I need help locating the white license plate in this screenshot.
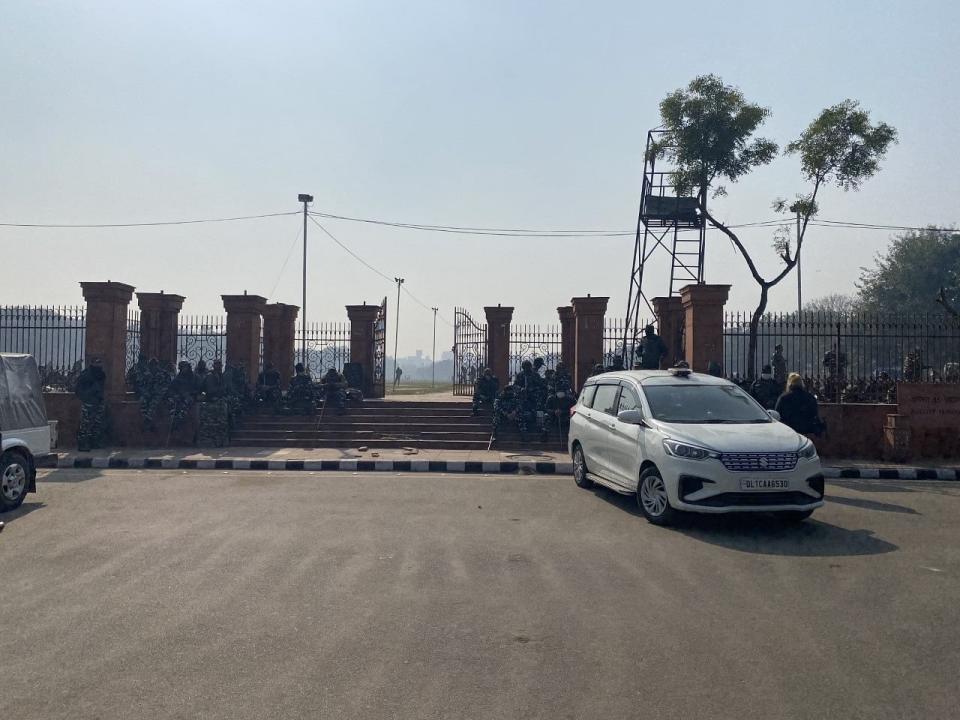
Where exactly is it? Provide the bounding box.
[739,478,790,490]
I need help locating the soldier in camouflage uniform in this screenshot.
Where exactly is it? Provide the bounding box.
[544,363,577,442]
[771,345,787,386]
[492,384,522,438]
[903,347,923,382]
[514,360,544,437]
[168,361,196,429]
[286,363,316,415]
[224,364,246,431]
[197,359,229,447]
[256,362,283,406]
[638,325,667,370]
[471,368,499,414]
[319,367,348,414]
[139,358,169,432]
[126,352,149,396]
[75,357,108,451]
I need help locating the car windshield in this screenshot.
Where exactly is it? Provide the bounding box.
[643,383,771,424]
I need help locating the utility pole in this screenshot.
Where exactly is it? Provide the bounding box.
[298,193,313,369]
[796,209,802,314]
[431,307,438,388]
[393,277,404,389]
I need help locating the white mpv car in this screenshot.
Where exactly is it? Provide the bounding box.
[568,367,824,525]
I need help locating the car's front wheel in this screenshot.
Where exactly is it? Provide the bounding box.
[572,444,593,489]
[0,451,30,512]
[637,466,678,526]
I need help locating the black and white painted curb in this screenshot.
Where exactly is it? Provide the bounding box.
[49,455,575,475]
[43,455,960,479]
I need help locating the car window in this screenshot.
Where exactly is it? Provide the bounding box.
[617,387,641,414]
[578,384,597,408]
[643,383,771,424]
[592,384,621,416]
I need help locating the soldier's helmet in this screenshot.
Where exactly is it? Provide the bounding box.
[521,360,533,371]
[90,357,103,367]
[503,384,515,394]
[483,367,493,377]
[533,357,544,369]
[592,363,604,374]
[295,363,305,374]
[644,324,655,334]
[556,362,566,372]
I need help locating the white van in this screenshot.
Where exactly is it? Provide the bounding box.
[0,354,51,511]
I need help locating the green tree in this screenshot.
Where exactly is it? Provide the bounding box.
[857,229,960,315]
[655,80,897,378]
[803,293,858,315]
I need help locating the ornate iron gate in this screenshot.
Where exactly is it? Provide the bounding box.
[372,296,387,398]
[509,323,561,376]
[453,307,487,396]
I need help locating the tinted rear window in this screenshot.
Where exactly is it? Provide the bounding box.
[579,384,597,408]
[593,385,621,416]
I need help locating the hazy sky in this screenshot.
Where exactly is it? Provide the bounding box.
[3,1,958,356]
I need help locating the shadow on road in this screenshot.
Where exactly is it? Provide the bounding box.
[36,469,105,483]
[0,500,46,527]
[827,495,919,515]
[591,486,898,557]
[677,515,898,557]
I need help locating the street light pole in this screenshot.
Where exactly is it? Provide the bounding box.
[796,209,802,314]
[298,193,313,370]
[393,277,404,389]
[431,307,438,388]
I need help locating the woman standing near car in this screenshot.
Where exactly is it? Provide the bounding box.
[775,373,823,436]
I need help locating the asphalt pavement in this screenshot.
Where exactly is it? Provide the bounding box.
[1,470,958,720]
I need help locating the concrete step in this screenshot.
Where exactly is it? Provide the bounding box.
[239,416,489,427]
[228,438,492,449]
[232,429,489,441]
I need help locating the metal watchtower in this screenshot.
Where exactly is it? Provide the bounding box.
[622,128,707,363]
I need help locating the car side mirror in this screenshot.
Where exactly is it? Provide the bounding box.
[767,409,781,422]
[617,409,647,426]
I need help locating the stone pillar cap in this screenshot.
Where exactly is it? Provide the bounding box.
[81,281,135,303]
[484,305,514,318]
[571,296,609,314]
[679,284,731,307]
[136,292,186,311]
[346,304,381,319]
[222,294,267,313]
[262,302,300,320]
[557,305,574,318]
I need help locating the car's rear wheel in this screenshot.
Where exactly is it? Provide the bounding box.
[572,444,593,489]
[637,466,678,526]
[779,509,815,522]
[0,451,30,513]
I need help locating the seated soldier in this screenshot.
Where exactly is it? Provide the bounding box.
[319,366,348,414]
[544,367,576,442]
[492,383,524,439]
[471,367,499,415]
[286,363,316,415]
[256,362,282,405]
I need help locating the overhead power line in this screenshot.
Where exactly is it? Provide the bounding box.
[307,214,453,327]
[0,210,299,228]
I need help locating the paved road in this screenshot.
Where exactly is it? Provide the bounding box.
[2,470,958,720]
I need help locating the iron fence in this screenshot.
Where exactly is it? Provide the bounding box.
[126,310,141,371]
[724,311,960,403]
[453,307,486,395]
[177,315,227,366]
[604,316,652,369]
[295,321,351,373]
[0,305,86,391]
[509,323,562,377]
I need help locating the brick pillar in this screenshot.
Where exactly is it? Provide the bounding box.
[558,305,575,369]
[262,303,299,387]
[346,303,381,397]
[652,295,684,368]
[484,305,514,385]
[680,284,730,374]
[222,293,266,386]
[136,292,185,367]
[571,295,609,391]
[80,281,135,397]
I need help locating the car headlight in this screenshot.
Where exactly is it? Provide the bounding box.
[798,439,818,459]
[662,439,720,461]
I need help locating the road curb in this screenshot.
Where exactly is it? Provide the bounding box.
[47,455,575,475]
[40,454,960,479]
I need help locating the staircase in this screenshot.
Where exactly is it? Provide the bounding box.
[231,400,567,451]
